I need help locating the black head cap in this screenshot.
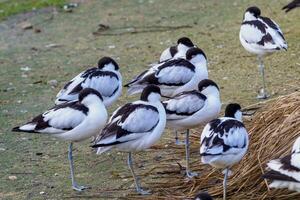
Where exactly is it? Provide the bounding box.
[97,57,119,70]
[186,47,207,60]
[177,37,194,47]
[194,192,213,200]
[198,79,219,92]
[246,6,261,17]
[140,85,161,101]
[225,103,242,118]
[79,88,103,102]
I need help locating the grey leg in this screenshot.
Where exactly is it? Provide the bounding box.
[68,143,88,192]
[185,129,198,178]
[175,130,184,145]
[127,152,151,195]
[223,168,229,200]
[257,56,269,99]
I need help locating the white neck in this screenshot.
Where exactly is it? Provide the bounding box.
[244,12,257,21]
[102,63,117,71]
[177,43,189,52]
[81,95,103,106]
[190,55,207,67]
[201,86,219,98]
[148,93,161,102]
[234,110,243,122]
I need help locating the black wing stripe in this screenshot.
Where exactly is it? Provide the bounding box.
[242,20,267,34]
[263,170,299,182]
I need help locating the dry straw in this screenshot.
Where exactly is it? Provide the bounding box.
[125,92,300,199]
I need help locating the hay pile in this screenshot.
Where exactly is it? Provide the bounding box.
[126,92,300,199]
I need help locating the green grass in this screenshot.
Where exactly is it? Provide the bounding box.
[0,0,299,199]
[0,0,66,21]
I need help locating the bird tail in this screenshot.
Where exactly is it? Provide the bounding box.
[126,85,145,96]
[11,123,37,133]
[96,146,113,154]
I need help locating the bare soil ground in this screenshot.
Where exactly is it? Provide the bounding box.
[0,0,299,199]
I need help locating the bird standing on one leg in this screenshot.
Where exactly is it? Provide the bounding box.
[164,79,221,178]
[239,6,287,99]
[200,103,249,200]
[12,88,108,191]
[92,85,166,195]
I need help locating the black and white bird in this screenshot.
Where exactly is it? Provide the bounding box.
[194,192,213,200]
[262,136,300,192]
[12,88,108,191]
[163,79,221,178]
[200,103,249,200]
[160,37,195,62]
[55,57,122,107]
[239,6,287,99]
[91,85,166,195]
[282,0,300,12]
[125,47,208,97]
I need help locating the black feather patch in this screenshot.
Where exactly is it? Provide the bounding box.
[257,33,275,46]
[139,58,195,86]
[259,16,285,40]
[165,91,206,115]
[209,119,245,136]
[53,101,89,115]
[124,69,148,87]
[242,20,267,34]
[280,154,300,172]
[262,170,299,182]
[169,46,178,57]
[98,104,158,141]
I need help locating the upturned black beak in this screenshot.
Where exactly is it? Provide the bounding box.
[241,107,260,116]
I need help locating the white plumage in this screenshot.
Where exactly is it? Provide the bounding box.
[263,136,300,192]
[92,85,166,195]
[200,103,249,200]
[125,47,208,97]
[239,6,287,99]
[164,79,221,178]
[12,88,108,191]
[56,57,122,107]
[200,117,248,168]
[159,37,195,62]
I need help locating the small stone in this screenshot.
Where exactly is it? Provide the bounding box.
[34,28,41,33]
[0,148,5,151]
[19,22,33,30]
[17,100,22,104]
[108,45,115,49]
[20,66,31,71]
[40,191,45,195]
[45,44,62,48]
[8,176,17,180]
[48,80,58,87]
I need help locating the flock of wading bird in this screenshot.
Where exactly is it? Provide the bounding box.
[12,4,300,200]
